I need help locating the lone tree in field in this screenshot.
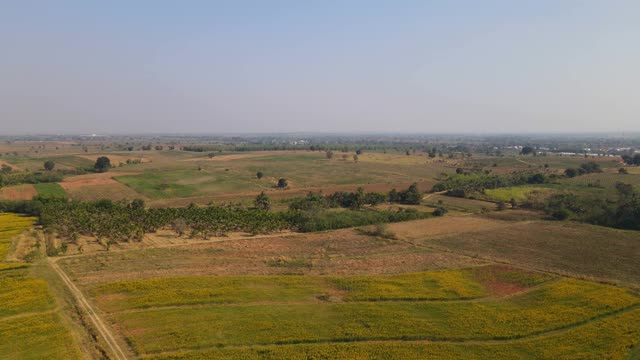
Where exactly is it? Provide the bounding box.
[256,171,264,179]
[325,150,334,159]
[44,160,55,171]
[171,218,188,237]
[277,178,288,188]
[254,191,271,210]
[94,156,111,173]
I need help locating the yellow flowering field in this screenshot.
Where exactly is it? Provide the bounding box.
[0,213,36,260]
[91,265,553,312]
[0,213,82,359]
[105,277,638,355]
[0,312,81,360]
[144,307,640,360]
[0,268,55,317]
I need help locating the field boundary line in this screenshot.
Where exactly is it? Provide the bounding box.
[48,258,129,360]
[0,309,56,323]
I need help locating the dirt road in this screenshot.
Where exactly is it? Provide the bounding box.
[48,258,129,360]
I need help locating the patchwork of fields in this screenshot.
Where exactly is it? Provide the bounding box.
[49,212,640,359]
[1,146,640,359]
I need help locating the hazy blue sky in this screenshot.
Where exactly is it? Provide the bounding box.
[1,1,638,134]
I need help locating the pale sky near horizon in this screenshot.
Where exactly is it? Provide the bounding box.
[1,1,639,135]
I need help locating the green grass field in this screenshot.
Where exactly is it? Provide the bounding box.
[113,151,451,200]
[33,183,67,198]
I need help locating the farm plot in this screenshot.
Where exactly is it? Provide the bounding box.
[431,220,640,286]
[144,308,640,359]
[483,186,553,203]
[90,266,550,312]
[0,214,82,359]
[57,226,489,285]
[0,213,37,260]
[59,172,147,201]
[84,268,638,358]
[559,172,640,189]
[0,184,38,200]
[34,183,67,198]
[116,151,451,202]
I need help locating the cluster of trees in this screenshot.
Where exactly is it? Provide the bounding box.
[622,154,640,166]
[564,161,602,178]
[432,172,548,197]
[533,182,640,230]
[0,171,63,187]
[293,208,429,232]
[2,192,432,247]
[38,199,290,245]
[288,184,422,211]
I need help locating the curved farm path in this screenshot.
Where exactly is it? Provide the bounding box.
[48,258,130,360]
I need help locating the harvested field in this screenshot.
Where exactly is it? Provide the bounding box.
[0,184,37,200]
[58,226,488,286]
[387,215,512,241]
[431,220,640,287]
[60,172,141,189]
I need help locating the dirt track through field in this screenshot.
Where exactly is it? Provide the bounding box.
[49,258,129,360]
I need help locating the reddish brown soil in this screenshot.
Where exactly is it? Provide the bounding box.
[59,172,141,190]
[0,184,38,200]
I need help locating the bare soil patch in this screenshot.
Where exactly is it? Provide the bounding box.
[0,184,38,200]
[432,221,640,287]
[60,172,141,190]
[59,227,487,286]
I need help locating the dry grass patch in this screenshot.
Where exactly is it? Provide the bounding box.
[432,221,640,287]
